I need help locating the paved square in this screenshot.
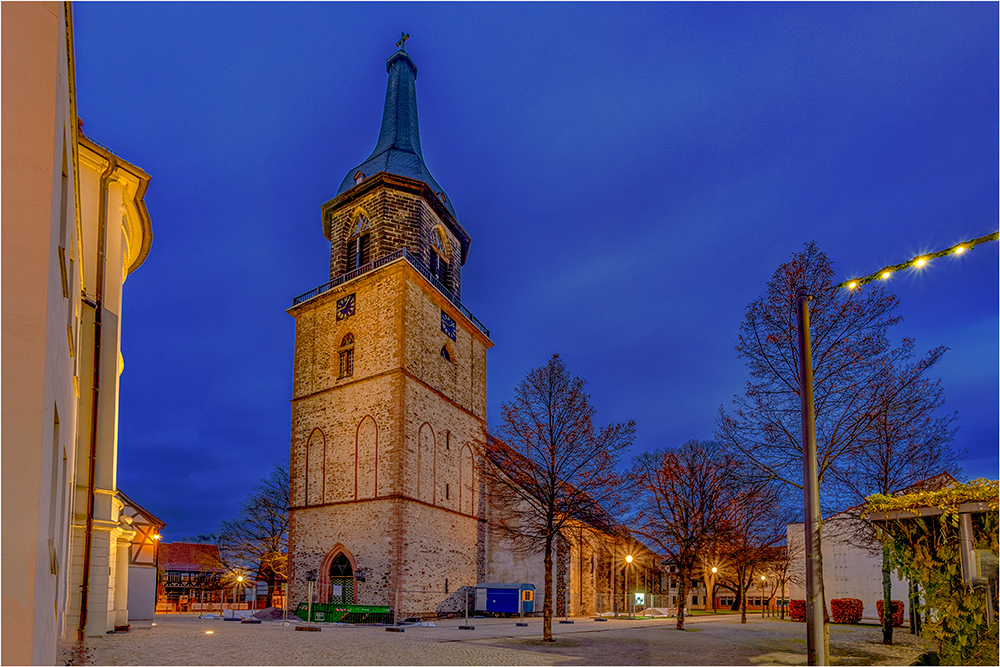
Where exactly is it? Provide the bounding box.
[59,613,931,665]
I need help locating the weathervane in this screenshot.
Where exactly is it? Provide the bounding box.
[396,32,410,51]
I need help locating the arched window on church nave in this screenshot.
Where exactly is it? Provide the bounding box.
[346,215,371,271]
[338,333,355,379]
[428,226,449,288]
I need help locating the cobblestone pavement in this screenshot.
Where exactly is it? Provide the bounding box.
[57,613,931,666]
[471,615,932,665]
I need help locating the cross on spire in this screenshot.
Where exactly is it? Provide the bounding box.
[396,32,410,51]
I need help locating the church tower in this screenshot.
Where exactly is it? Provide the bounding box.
[287,36,492,615]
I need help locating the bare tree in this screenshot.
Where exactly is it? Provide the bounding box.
[717,242,907,500]
[716,475,787,624]
[483,354,634,642]
[765,540,804,620]
[628,440,736,630]
[827,343,960,644]
[716,243,910,635]
[215,465,290,607]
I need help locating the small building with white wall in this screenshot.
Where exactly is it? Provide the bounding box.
[119,490,165,622]
[787,517,909,622]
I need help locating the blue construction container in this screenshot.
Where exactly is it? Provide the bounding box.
[475,583,535,614]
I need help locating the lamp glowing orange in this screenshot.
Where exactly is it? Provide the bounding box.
[881,271,891,280]
[847,281,857,290]
[915,258,926,267]
[955,246,966,254]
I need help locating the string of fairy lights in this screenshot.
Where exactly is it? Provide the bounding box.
[837,231,999,290]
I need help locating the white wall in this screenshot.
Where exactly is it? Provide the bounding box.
[127,567,158,621]
[787,520,909,622]
[1,3,81,663]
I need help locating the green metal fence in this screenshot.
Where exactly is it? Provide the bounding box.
[294,602,393,624]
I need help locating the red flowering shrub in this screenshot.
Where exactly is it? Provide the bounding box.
[876,599,904,627]
[830,598,864,624]
[788,599,829,622]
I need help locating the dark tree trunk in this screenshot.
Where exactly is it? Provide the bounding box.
[676,565,688,630]
[738,567,748,624]
[264,570,275,608]
[779,578,786,620]
[543,535,554,641]
[740,581,747,624]
[882,544,893,645]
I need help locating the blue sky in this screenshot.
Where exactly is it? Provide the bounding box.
[72,2,998,540]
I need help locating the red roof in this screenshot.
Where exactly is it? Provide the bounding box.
[159,542,223,572]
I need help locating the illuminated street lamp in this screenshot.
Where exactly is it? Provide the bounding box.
[626,555,633,619]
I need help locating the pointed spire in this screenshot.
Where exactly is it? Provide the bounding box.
[337,36,456,218]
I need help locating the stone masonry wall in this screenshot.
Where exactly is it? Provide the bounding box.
[288,255,487,616]
[402,277,489,419]
[324,183,463,298]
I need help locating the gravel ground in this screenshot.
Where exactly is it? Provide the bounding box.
[472,615,932,665]
[57,613,931,666]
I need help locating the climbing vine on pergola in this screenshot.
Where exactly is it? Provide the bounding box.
[864,480,999,666]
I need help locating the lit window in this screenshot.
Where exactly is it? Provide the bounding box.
[346,216,371,271]
[338,333,355,378]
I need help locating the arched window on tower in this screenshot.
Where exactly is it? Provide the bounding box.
[346,215,371,271]
[338,333,355,379]
[429,227,449,288]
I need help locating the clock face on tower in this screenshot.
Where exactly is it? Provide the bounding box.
[337,293,356,321]
[440,310,457,341]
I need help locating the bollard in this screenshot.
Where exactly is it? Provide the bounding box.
[459,591,475,630]
[386,589,404,632]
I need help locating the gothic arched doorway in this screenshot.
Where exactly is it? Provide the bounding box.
[319,546,356,604]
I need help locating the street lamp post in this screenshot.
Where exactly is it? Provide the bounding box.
[235,575,244,618]
[626,555,633,619]
[796,286,827,665]
[760,575,767,618]
[711,567,718,613]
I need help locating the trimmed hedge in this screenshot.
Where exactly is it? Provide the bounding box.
[876,599,905,628]
[830,598,864,624]
[788,599,829,623]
